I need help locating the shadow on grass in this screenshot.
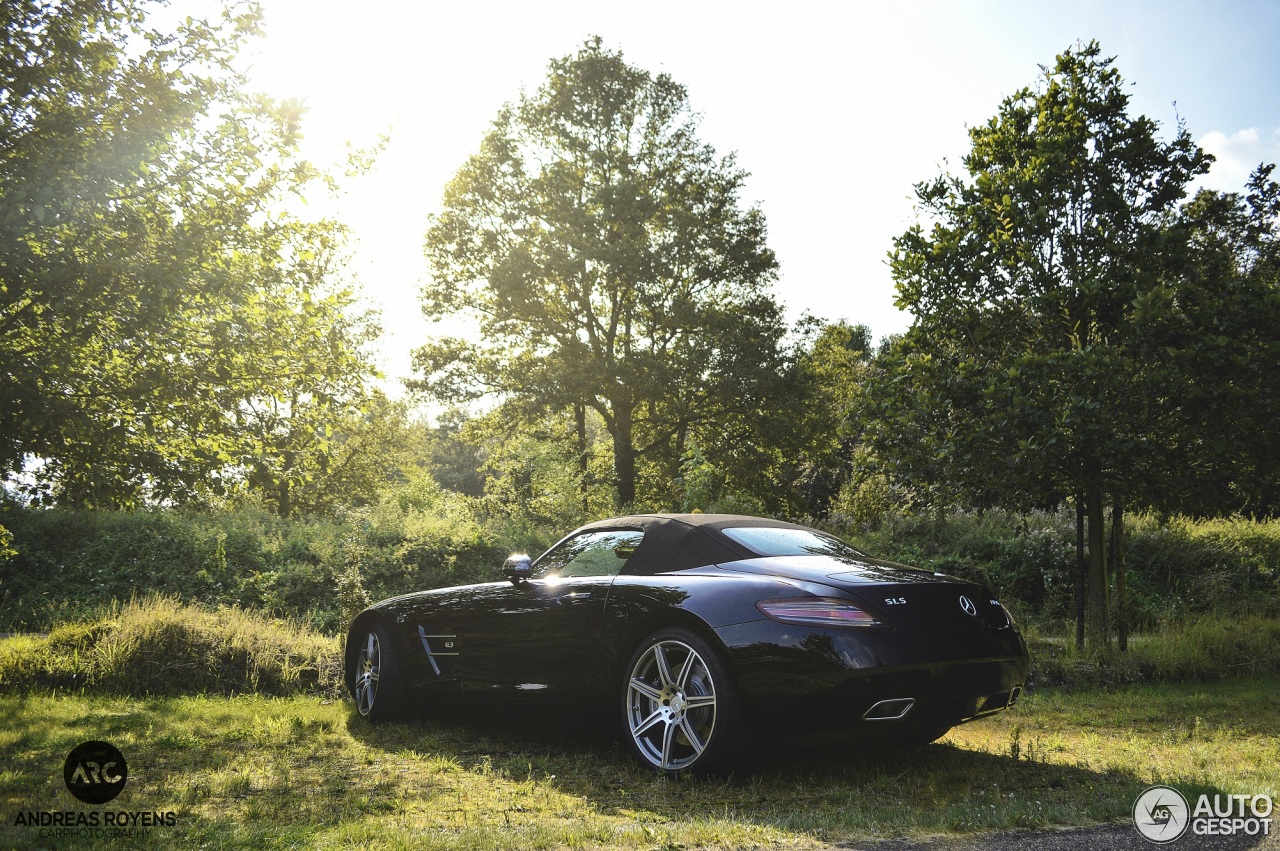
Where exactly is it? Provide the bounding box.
[341,693,1235,837]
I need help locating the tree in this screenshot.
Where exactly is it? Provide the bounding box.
[1151,166,1280,518]
[0,0,384,512]
[771,319,877,517]
[874,42,1215,648]
[413,37,784,507]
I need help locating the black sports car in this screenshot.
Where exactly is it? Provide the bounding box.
[345,513,1028,774]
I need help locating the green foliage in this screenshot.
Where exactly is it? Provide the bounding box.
[0,0,385,513]
[870,40,1280,648]
[415,37,788,507]
[1123,515,1280,614]
[0,521,14,562]
[1,506,240,627]
[334,511,373,626]
[0,595,340,696]
[878,41,1212,515]
[773,319,888,517]
[359,471,508,595]
[1152,166,1280,515]
[410,408,489,498]
[461,404,614,528]
[830,471,899,530]
[0,493,522,633]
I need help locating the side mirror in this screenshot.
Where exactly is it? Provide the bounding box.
[502,554,532,584]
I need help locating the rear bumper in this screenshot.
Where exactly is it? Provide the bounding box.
[715,618,1028,733]
[746,656,1027,734]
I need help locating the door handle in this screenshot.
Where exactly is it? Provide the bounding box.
[556,592,593,605]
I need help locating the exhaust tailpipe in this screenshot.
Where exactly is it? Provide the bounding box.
[863,697,915,721]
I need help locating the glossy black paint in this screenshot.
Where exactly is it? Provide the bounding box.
[345,513,1029,738]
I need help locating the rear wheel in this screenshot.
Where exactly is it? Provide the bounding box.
[621,627,742,775]
[351,621,404,721]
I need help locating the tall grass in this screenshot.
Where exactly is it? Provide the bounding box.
[0,595,341,697]
[1025,616,1280,686]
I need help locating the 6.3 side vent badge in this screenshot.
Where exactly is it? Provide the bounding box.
[418,625,458,676]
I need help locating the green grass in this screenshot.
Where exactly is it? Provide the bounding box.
[2,678,1277,849]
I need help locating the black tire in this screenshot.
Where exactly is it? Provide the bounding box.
[349,620,405,721]
[620,627,744,776]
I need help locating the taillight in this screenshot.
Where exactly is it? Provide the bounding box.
[756,598,888,629]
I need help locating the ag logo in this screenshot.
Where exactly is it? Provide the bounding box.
[63,740,127,804]
[1134,784,1189,843]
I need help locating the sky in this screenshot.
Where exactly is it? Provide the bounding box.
[232,0,1280,391]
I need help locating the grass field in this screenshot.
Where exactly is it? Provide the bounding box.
[2,678,1277,849]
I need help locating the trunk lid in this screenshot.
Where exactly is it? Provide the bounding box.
[718,554,1010,630]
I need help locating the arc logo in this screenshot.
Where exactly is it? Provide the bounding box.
[63,740,128,804]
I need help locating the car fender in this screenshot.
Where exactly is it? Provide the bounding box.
[598,569,840,693]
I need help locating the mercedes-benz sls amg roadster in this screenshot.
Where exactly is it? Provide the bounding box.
[345,513,1028,774]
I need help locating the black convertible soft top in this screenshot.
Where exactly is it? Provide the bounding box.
[573,513,813,575]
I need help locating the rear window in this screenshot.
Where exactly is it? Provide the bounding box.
[721,526,868,559]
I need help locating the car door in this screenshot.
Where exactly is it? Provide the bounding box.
[459,528,644,697]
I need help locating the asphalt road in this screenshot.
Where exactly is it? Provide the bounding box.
[839,823,1279,850]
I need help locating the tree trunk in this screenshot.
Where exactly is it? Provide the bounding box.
[277,475,291,518]
[277,446,295,518]
[574,403,589,514]
[1086,486,1110,649]
[1075,491,1086,651]
[612,404,637,507]
[1111,496,1128,652]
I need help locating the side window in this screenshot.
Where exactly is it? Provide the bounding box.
[535,530,644,579]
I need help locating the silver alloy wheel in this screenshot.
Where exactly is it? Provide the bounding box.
[625,639,717,771]
[355,629,380,716]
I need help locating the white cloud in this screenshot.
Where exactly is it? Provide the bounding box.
[1197,127,1280,192]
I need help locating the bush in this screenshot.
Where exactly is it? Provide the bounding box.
[0,505,349,631]
[0,596,341,697]
[0,488,528,632]
[4,496,1277,640]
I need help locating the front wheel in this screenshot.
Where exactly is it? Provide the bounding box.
[621,627,743,775]
[350,620,404,721]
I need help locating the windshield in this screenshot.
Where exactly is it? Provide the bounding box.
[533,529,643,578]
[721,526,869,560]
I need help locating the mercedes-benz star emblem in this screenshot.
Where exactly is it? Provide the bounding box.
[959,595,977,617]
